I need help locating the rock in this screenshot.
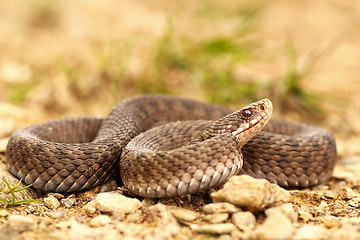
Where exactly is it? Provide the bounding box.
[203,202,239,214]
[190,223,236,234]
[89,215,112,227]
[169,206,200,222]
[298,210,313,222]
[95,192,142,214]
[43,211,66,219]
[142,198,158,207]
[265,203,298,222]
[293,225,329,240]
[6,214,38,231]
[0,209,9,217]
[251,211,294,240]
[149,204,179,227]
[231,211,256,229]
[99,178,118,192]
[43,195,61,210]
[332,225,360,239]
[83,200,97,214]
[203,213,229,223]
[49,193,65,199]
[339,187,357,199]
[61,195,76,208]
[317,215,342,228]
[317,201,328,214]
[211,175,290,212]
[147,204,183,238]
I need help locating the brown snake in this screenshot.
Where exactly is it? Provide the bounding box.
[6,95,337,198]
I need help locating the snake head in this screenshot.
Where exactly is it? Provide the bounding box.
[194,99,273,146]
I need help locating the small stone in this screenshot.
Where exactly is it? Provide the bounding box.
[48,193,65,199]
[298,210,313,222]
[43,211,66,219]
[142,198,158,207]
[7,214,38,231]
[323,191,335,199]
[251,211,294,240]
[318,215,342,228]
[203,202,238,214]
[148,204,181,237]
[61,196,76,208]
[95,193,142,214]
[293,225,329,240]
[191,223,236,234]
[339,187,357,199]
[89,215,112,227]
[0,209,9,217]
[204,213,229,223]
[43,195,61,210]
[99,178,118,192]
[231,212,256,229]
[83,200,97,214]
[317,201,328,213]
[265,203,297,222]
[211,175,290,212]
[169,206,200,222]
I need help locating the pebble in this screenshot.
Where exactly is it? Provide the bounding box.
[339,187,357,199]
[293,225,329,240]
[298,210,313,222]
[203,213,229,223]
[142,198,158,207]
[89,215,112,227]
[95,192,142,214]
[49,193,65,199]
[190,223,236,234]
[99,178,118,192]
[231,211,256,229]
[169,206,200,222]
[211,175,290,211]
[43,211,66,219]
[203,202,239,214]
[6,214,38,231]
[265,203,298,222]
[149,204,179,227]
[61,195,76,208]
[83,200,97,214]
[251,211,294,240]
[0,209,9,217]
[43,195,61,210]
[148,204,182,238]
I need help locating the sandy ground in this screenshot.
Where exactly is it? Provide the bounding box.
[0,0,360,239]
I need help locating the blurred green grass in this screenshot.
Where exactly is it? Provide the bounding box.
[0,0,329,120]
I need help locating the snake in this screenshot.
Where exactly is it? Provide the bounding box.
[5,95,337,198]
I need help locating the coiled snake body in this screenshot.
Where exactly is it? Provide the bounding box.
[6,95,337,198]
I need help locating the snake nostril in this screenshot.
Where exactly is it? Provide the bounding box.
[259,105,265,111]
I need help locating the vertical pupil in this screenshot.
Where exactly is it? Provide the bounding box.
[243,110,252,117]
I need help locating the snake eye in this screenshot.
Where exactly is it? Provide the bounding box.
[242,109,252,118]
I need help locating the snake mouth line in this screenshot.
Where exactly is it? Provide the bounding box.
[231,106,272,138]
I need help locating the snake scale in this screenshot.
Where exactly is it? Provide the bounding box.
[6,95,337,198]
